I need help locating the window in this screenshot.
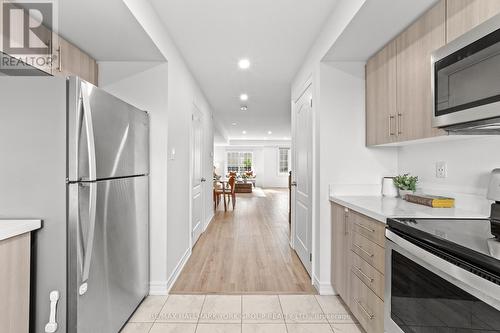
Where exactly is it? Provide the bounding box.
[279,148,290,174]
[227,152,253,174]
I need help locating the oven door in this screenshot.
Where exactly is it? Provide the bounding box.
[385,230,500,333]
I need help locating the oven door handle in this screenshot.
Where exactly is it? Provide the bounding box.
[386,229,500,310]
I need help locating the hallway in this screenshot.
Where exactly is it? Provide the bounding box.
[171,188,315,294]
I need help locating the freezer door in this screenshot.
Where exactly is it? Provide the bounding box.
[68,77,149,182]
[67,176,149,333]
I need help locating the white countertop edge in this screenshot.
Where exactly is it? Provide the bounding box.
[329,196,388,223]
[329,195,490,224]
[0,219,42,241]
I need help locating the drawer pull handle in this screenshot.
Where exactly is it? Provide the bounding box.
[353,243,374,258]
[353,266,374,282]
[354,298,375,320]
[353,222,375,233]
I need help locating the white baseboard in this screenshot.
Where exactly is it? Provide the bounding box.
[204,213,215,231]
[149,281,169,295]
[313,274,337,295]
[166,247,192,292]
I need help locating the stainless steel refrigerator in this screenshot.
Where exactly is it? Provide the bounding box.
[0,76,149,332]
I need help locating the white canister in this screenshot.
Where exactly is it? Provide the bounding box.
[382,177,398,197]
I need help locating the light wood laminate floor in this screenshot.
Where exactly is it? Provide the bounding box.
[170,188,315,294]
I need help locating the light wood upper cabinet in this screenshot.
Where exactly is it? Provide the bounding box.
[366,40,397,146]
[396,0,446,142]
[447,0,500,42]
[52,35,98,85]
[331,203,350,303]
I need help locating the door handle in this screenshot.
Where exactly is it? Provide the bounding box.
[353,243,374,258]
[353,298,375,320]
[291,181,297,187]
[388,115,396,136]
[78,182,97,296]
[44,291,59,333]
[80,83,96,181]
[57,45,62,72]
[201,177,206,182]
[397,113,402,136]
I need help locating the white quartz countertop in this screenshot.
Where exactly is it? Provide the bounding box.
[329,195,490,223]
[0,219,41,241]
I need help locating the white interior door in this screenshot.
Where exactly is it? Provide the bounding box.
[191,108,204,248]
[292,85,313,275]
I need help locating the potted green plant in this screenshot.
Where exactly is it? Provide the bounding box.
[393,173,418,199]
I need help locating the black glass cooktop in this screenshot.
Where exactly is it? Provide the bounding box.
[387,218,500,279]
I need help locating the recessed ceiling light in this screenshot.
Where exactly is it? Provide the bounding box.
[238,58,250,69]
[242,130,247,134]
[232,122,237,126]
[240,106,248,111]
[240,94,248,101]
[267,131,272,135]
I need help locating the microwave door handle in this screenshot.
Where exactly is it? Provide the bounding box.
[79,182,97,296]
[81,83,96,181]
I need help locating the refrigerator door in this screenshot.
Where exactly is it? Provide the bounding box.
[67,176,149,333]
[68,77,149,182]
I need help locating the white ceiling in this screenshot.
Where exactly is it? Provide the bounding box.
[55,0,164,61]
[323,0,438,61]
[149,0,339,141]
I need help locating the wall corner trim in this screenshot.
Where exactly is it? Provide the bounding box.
[313,275,337,296]
[166,247,192,292]
[149,281,169,295]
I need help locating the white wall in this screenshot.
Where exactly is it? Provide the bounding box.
[398,136,500,213]
[291,0,369,294]
[214,144,291,188]
[123,0,215,294]
[99,62,169,293]
[312,61,398,294]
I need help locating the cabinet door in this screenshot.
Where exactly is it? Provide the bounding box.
[52,36,98,86]
[331,203,348,302]
[447,0,500,42]
[366,40,397,146]
[396,0,446,142]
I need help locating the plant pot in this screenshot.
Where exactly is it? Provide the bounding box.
[398,189,414,199]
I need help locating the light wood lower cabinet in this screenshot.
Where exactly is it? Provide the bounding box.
[350,272,385,333]
[331,203,350,304]
[0,233,31,333]
[331,203,386,333]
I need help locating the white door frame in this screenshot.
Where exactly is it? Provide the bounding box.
[290,77,314,277]
[189,103,205,248]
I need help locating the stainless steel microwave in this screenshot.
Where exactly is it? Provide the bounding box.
[432,14,500,133]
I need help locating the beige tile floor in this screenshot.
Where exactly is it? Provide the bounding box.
[122,295,363,333]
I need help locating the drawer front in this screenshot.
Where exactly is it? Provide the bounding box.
[350,251,385,300]
[351,232,385,274]
[350,273,384,333]
[350,211,386,248]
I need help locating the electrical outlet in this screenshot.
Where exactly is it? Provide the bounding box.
[436,161,447,178]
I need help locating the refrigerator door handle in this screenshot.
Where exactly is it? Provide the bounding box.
[81,83,97,181]
[79,182,97,296]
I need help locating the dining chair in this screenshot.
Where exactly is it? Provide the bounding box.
[214,176,236,211]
